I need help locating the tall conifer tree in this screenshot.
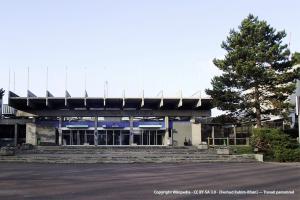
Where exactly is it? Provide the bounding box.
[206,14,300,127]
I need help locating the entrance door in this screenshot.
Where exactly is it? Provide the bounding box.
[86,130,94,145]
[107,130,113,145]
[142,130,148,145]
[133,133,141,145]
[139,129,165,145]
[113,130,121,145]
[150,130,156,145]
[79,130,85,145]
[62,130,70,145]
[157,130,164,145]
[121,130,130,145]
[71,130,78,145]
[98,130,106,145]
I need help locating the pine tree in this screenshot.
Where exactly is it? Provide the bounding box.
[206,14,300,127]
[292,52,300,65]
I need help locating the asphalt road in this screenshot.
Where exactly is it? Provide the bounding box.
[0,162,299,200]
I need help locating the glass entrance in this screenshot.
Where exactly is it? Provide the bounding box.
[97,130,130,145]
[98,130,106,145]
[86,130,94,145]
[134,130,165,145]
[79,130,85,145]
[62,129,164,146]
[121,130,130,145]
[71,130,78,145]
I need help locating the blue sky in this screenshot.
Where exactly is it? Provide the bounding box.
[0,0,299,115]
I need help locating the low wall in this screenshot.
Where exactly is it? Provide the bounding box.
[26,123,56,145]
[191,123,201,146]
[172,122,192,146]
[26,123,37,145]
[36,126,56,144]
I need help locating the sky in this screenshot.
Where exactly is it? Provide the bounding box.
[0,0,299,115]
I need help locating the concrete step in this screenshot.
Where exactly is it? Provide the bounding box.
[1,146,258,163]
[28,151,212,155]
[22,148,214,155]
[0,153,257,163]
[0,158,256,163]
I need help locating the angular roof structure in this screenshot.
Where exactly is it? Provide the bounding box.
[8,90,213,117]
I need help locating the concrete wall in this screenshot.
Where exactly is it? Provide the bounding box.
[172,122,192,146]
[26,123,56,145]
[103,117,122,122]
[16,110,36,117]
[26,123,37,145]
[191,123,201,145]
[36,126,56,143]
[163,116,169,145]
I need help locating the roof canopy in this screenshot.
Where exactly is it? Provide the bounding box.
[8,90,213,117]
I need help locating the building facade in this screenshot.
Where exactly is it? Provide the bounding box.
[0,90,213,147]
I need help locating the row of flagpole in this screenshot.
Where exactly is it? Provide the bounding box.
[8,66,94,96]
[8,68,15,92]
[7,66,196,98]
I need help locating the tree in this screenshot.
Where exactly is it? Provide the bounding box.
[292,52,300,65]
[206,14,300,128]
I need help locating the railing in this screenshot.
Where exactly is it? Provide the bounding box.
[1,104,16,116]
[207,137,250,146]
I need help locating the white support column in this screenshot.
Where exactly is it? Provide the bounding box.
[199,123,202,143]
[164,116,169,146]
[191,120,201,146]
[129,116,134,145]
[58,117,63,145]
[94,117,98,146]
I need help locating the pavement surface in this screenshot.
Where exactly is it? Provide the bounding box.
[0,162,299,200]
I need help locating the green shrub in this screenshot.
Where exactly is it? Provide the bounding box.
[273,148,300,162]
[231,146,253,154]
[250,128,300,162]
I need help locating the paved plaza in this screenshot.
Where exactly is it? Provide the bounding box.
[0,162,299,200]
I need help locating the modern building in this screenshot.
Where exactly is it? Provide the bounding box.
[0,90,213,147]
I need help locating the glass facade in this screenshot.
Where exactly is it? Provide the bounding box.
[62,129,164,146]
[134,130,164,145]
